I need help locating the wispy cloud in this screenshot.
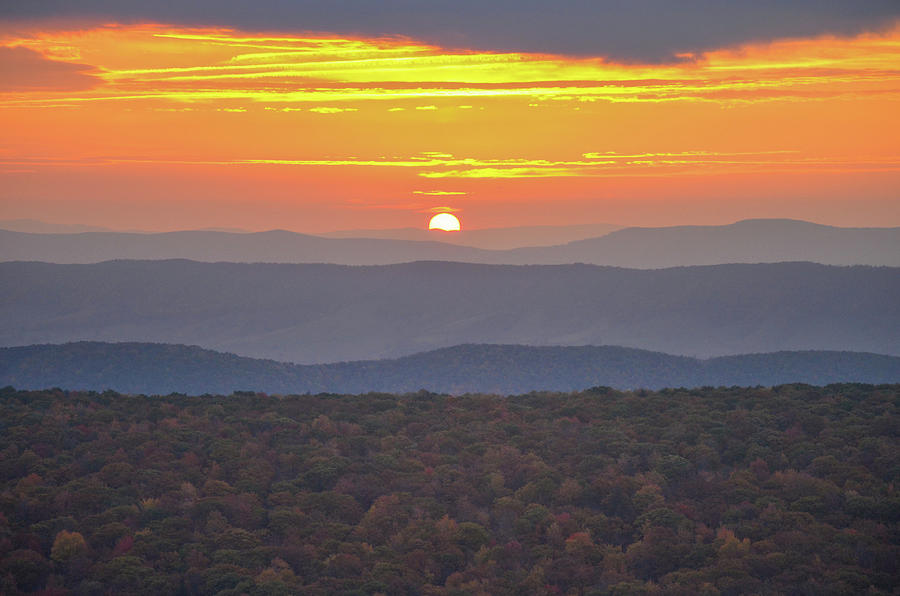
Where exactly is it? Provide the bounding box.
[2,24,899,108]
[309,106,358,113]
[5,151,898,179]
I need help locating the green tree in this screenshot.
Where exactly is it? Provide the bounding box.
[50,530,87,563]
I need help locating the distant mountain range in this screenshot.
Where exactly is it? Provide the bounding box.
[2,260,896,362]
[0,218,250,235]
[506,219,900,268]
[0,218,119,234]
[0,228,489,266]
[0,220,620,250]
[2,342,897,395]
[320,222,622,249]
[1,219,897,267]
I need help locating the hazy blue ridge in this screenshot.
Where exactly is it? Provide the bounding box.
[1,219,898,267]
[1,342,898,395]
[1,260,897,362]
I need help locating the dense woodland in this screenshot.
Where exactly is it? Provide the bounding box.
[0,384,897,595]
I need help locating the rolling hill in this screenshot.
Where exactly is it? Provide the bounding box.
[1,260,897,363]
[2,342,898,395]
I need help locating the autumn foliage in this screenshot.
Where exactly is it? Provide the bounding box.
[0,384,897,594]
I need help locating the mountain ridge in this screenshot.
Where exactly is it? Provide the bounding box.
[2,341,898,395]
[506,218,900,267]
[1,218,897,267]
[319,222,622,249]
[2,260,897,363]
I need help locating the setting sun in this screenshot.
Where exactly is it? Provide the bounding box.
[428,213,462,231]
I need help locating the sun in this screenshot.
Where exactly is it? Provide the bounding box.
[428,213,461,231]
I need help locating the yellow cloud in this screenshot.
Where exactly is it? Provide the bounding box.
[3,23,898,110]
[309,106,358,113]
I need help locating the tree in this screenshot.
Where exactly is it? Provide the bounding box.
[50,530,87,563]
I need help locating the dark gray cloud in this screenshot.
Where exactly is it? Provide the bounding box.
[2,1,898,61]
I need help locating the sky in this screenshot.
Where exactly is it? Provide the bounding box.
[1,2,899,232]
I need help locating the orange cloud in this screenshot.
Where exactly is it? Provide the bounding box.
[2,24,899,107]
[8,150,897,182]
[0,46,100,91]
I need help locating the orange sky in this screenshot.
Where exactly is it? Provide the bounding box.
[1,22,898,231]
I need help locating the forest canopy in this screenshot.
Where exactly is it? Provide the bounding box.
[0,384,897,595]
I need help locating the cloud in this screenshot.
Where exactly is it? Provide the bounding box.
[0,46,100,91]
[12,150,897,180]
[1,1,897,62]
[309,106,358,114]
[4,23,897,112]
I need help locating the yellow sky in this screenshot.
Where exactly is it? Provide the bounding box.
[1,23,898,230]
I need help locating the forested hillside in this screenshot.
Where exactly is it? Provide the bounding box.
[2,342,899,395]
[0,385,897,594]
